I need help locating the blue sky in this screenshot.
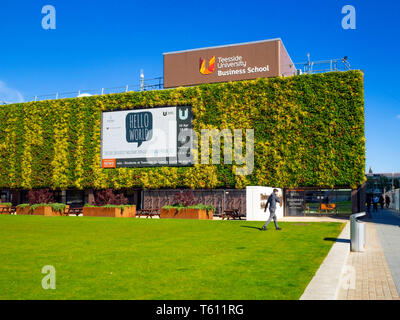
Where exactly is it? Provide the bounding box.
[0,0,399,173]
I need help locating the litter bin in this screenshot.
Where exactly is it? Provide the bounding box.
[350,212,366,252]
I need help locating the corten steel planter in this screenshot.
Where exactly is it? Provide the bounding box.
[160,208,213,220]
[16,206,31,215]
[16,205,69,216]
[31,205,69,216]
[31,206,53,216]
[82,206,136,218]
[47,205,69,216]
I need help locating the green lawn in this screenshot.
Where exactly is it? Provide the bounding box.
[0,215,344,300]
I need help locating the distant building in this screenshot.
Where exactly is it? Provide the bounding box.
[365,172,400,195]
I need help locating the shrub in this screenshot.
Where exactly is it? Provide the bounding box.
[187,204,215,212]
[16,203,30,208]
[84,203,135,212]
[172,190,196,207]
[0,202,12,207]
[27,189,54,205]
[94,189,128,206]
[49,203,67,213]
[162,203,215,216]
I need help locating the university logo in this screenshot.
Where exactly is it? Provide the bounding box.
[179,108,188,120]
[199,56,215,75]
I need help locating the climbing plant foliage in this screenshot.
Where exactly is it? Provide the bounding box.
[0,71,365,190]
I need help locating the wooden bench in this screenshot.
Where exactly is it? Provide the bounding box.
[222,209,245,220]
[136,208,160,218]
[0,206,12,214]
[0,206,16,214]
[67,207,83,216]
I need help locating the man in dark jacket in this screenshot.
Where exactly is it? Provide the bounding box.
[385,195,391,209]
[261,189,282,231]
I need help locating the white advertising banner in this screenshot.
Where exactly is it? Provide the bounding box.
[101,106,193,168]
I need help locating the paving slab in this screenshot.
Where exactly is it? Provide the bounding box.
[337,219,400,300]
[371,209,400,296]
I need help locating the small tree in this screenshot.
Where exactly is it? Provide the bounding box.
[172,190,196,207]
[27,189,54,205]
[94,189,128,206]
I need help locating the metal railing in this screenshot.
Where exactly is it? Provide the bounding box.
[294,57,351,75]
[31,76,163,102]
[1,57,353,105]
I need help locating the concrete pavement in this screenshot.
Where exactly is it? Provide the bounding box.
[337,220,399,300]
[301,222,350,300]
[371,208,400,296]
[300,209,400,300]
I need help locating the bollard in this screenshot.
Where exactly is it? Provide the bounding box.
[350,212,366,252]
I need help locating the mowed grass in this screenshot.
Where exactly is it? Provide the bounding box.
[0,215,344,300]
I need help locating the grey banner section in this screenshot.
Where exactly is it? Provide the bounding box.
[116,157,192,167]
[176,105,194,166]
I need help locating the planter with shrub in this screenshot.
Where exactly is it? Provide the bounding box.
[0,202,12,208]
[161,205,214,220]
[160,191,214,220]
[16,203,68,216]
[16,189,67,216]
[83,205,136,218]
[30,203,68,216]
[16,204,30,215]
[82,189,136,218]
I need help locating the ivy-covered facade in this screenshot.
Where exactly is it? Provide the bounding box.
[0,70,365,214]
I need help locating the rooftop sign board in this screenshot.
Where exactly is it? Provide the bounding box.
[163,38,296,88]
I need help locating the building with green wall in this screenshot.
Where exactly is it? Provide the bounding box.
[0,70,365,216]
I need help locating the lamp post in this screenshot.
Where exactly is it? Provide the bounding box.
[140,69,144,92]
[392,171,394,191]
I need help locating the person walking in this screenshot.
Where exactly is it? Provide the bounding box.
[261,189,282,231]
[373,195,379,213]
[379,195,385,210]
[385,195,391,209]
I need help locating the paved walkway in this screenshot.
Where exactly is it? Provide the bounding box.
[281,216,349,223]
[371,209,400,296]
[337,216,400,300]
[301,222,350,300]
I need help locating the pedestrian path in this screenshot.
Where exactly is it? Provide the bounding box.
[337,218,399,300]
[300,222,350,300]
[371,209,400,296]
[281,216,349,223]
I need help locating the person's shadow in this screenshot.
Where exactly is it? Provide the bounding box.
[240,226,263,231]
[324,237,350,243]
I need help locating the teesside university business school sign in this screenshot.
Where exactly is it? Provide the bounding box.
[163,38,296,88]
[101,39,295,169]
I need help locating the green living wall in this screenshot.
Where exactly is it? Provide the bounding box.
[0,71,365,190]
